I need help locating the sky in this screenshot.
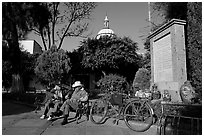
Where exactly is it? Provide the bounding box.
[27,2,149,53]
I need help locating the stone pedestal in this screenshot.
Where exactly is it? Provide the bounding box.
[148,19,187,102]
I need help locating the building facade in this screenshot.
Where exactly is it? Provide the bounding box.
[19,40,43,54]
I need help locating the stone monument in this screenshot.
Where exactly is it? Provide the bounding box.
[148,19,187,102]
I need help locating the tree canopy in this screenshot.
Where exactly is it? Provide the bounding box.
[186,3,202,94]
[150,2,187,32]
[97,74,128,94]
[32,2,97,50]
[2,3,50,93]
[79,36,142,82]
[133,68,151,91]
[2,41,40,91]
[35,45,71,86]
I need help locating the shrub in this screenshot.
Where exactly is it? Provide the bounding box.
[133,68,151,91]
[35,45,71,86]
[97,74,128,94]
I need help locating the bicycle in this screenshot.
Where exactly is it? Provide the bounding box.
[90,92,154,132]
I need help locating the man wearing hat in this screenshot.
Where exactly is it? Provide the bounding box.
[57,81,88,125]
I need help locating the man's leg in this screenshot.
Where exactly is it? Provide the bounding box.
[52,101,61,114]
[47,101,62,120]
[40,101,51,119]
[55,101,63,116]
[59,99,68,112]
[61,100,71,125]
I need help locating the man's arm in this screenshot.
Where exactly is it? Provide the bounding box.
[79,91,88,101]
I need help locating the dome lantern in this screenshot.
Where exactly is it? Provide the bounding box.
[96,14,115,39]
[104,15,109,28]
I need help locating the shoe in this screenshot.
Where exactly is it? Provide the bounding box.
[52,110,63,117]
[86,115,89,121]
[40,115,46,119]
[47,116,53,121]
[74,112,79,118]
[61,119,68,125]
[61,115,68,125]
[77,114,82,120]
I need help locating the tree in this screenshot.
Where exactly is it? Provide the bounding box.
[2,40,39,91]
[2,58,12,90]
[150,2,187,32]
[80,36,142,82]
[152,2,187,20]
[186,3,202,95]
[2,3,50,93]
[2,42,11,89]
[66,49,84,74]
[141,52,151,71]
[97,74,128,94]
[35,45,71,86]
[31,2,97,50]
[20,51,40,90]
[140,38,151,71]
[133,68,151,91]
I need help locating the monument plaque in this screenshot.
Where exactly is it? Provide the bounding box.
[149,19,187,102]
[153,33,173,82]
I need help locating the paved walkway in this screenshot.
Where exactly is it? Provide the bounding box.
[2,100,158,135]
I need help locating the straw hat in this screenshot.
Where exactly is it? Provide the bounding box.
[72,81,83,88]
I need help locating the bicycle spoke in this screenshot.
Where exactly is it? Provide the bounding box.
[90,99,107,124]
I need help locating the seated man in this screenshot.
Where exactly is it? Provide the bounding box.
[56,81,88,125]
[40,82,63,120]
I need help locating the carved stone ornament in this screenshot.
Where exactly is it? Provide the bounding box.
[180,81,195,104]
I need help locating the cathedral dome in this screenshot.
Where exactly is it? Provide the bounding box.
[96,15,115,39]
[96,28,114,39]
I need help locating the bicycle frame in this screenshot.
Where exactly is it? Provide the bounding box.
[90,92,155,132]
[105,93,154,123]
[133,99,154,116]
[103,92,154,118]
[106,100,124,119]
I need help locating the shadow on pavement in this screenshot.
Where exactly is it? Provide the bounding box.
[2,100,34,116]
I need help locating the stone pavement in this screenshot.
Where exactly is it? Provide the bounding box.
[2,101,159,135]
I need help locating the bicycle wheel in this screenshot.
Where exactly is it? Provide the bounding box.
[123,100,153,132]
[90,99,108,124]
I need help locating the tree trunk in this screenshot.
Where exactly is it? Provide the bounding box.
[10,74,24,93]
[4,3,25,94]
